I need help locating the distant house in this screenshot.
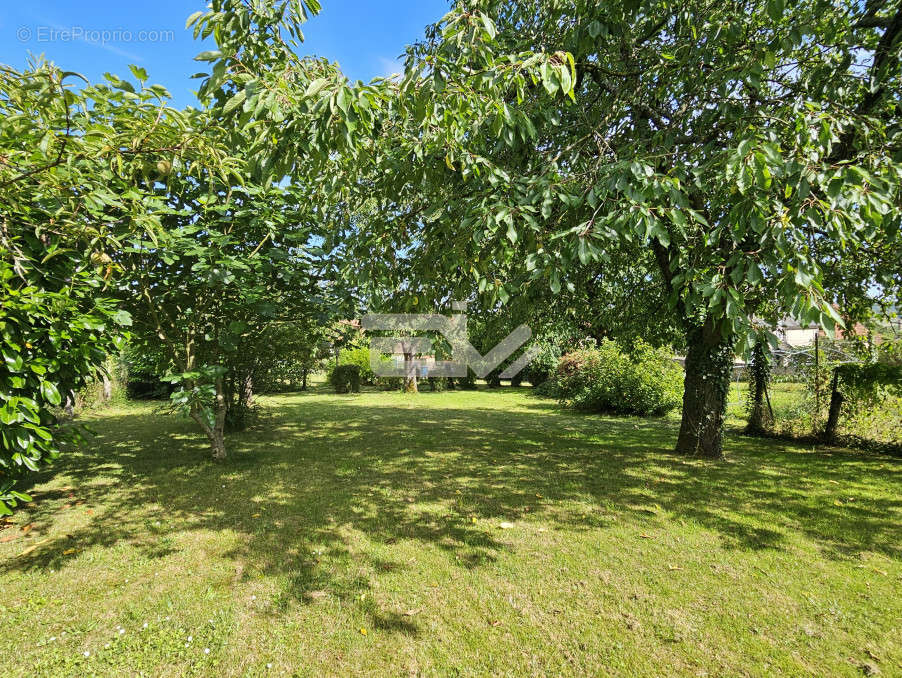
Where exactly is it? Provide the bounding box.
[775,318,820,347]
[775,316,870,348]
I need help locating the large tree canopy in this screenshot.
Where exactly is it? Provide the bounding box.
[363,0,902,457]
[193,0,901,458]
[118,173,342,458]
[0,61,231,511]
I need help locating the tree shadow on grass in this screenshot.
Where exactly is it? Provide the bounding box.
[4,393,901,634]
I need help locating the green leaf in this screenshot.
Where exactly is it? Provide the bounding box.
[336,87,351,114]
[3,351,23,373]
[194,50,222,62]
[40,381,61,407]
[479,13,497,40]
[767,0,785,22]
[223,89,247,114]
[113,310,133,327]
[128,65,148,82]
[540,63,559,96]
[506,221,518,244]
[304,78,329,98]
[186,10,205,28]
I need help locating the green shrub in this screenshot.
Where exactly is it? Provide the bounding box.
[428,377,448,391]
[554,340,682,416]
[328,346,396,386]
[523,339,563,387]
[330,346,375,384]
[330,364,361,393]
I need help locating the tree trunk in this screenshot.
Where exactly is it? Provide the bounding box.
[402,351,418,393]
[301,367,308,391]
[675,321,735,459]
[745,341,773,435]
[207,422,227,460]
[64,390,76,418]
[822,368,843,443]
[746,380,769,434]
[190,377,228,460]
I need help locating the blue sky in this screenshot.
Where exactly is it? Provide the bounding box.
[1,0,449,106]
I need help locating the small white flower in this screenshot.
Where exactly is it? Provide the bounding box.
[267,664,273,669]
[185,643,189,648]
[83,651,90,657]
[251,595,257,600]
[204,648,210,654]
[105,643,111,649]
[187,636,192,642]
[118,629,125,635]
[143,623,148,629]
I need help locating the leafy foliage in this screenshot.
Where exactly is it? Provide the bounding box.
[553,340,684,416]
[118,175,341,454]
[330,364,361,393]
[334,0,900,455]
[0,60,228,508]
[329,346,380,386]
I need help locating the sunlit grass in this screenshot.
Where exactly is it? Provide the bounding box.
[1,387,900,676]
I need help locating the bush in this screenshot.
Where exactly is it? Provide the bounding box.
[553,339,682,416]
[330,364,361,393]
[428,377,448,391]
[522,339,562,387]
[334,346,376,384]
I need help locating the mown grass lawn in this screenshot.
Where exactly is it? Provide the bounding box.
[1,387,900,676]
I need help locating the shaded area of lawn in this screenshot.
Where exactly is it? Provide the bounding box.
[2,388,901,676]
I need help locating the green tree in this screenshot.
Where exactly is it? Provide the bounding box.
[0,61,228,511]
[118,174,339,458]
[185,0,901,459]
[359,0,902,457]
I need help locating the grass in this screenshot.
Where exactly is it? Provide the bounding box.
[726,379,902,448]
[1,386,901,676]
